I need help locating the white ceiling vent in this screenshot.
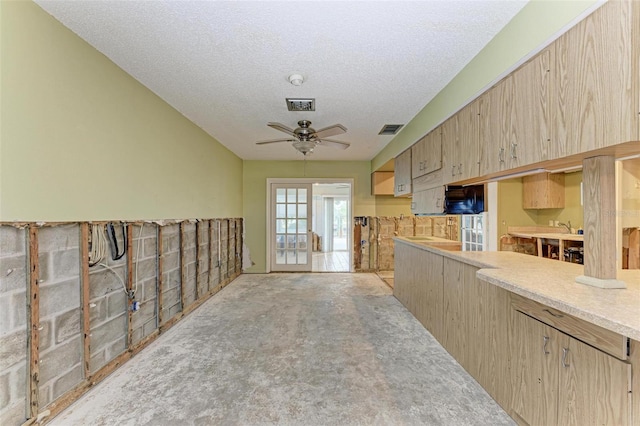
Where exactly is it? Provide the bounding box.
[286,98,315,112]
[378,124,404,135]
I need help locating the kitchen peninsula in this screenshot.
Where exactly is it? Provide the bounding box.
[394,236,640,425]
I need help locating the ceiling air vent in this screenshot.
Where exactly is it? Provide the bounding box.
[286,98,315,111]
[378,124,404,135]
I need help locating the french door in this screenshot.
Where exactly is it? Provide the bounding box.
[270,183,312,271]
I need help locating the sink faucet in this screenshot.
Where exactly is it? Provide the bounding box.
[558,221,572,233]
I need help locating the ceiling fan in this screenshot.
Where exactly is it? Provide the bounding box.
[256,120,350,156]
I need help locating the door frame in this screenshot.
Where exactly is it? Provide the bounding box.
[266,178,354,273]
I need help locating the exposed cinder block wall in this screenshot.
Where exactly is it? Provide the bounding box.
[0,226,28,425]
[220,220,229,280]
[182,223,197,308]
[228,220,236,279]
[88,224,128,374]
[131,224,158,345]
[161,224,182,323]
[37,225,83,407]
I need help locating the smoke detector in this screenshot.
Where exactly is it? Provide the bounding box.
[288,74,304,86]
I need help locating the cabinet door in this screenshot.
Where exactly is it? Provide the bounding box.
[479,76,513,175]
[442,116,459,184]
[411,136,427,179]
[553,0,636,156]
[557,335,632,426]
[423,129,442,175]
[511,48,551,167]
[442,258,467,365]
[511,313,560,426]
[458,99,480,180]
[394,149,412,196]
[410,186,444,215]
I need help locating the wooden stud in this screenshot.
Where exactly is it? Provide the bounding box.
[126,223,134,347]
[582,156,617,279]
[80,223,91,378]
[180,222,187,311]
[27,224,40,419]
[157,226,164,326]
[208,220,215,288]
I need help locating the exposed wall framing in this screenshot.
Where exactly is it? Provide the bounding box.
[353,215,460,272]
[0,218,243,426]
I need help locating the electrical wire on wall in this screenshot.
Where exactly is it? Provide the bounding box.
[89,223,128,296]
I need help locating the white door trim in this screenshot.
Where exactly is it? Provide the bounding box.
[266,178,354,273]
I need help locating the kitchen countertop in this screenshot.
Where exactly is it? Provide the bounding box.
[394,236,640,340]
[508,231,584,242]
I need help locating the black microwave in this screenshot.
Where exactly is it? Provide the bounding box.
[444,185,485,214]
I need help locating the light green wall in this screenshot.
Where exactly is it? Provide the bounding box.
[372,0,600,171]
[374,196,411,217]
[497,179,537,240]
[243,160,375,273]
[0,1,243,221]
[536,172,584,230]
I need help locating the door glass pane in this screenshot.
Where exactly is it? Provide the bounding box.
[276,204,286,218]
[286,250,296,264]
[298,188,307,202]
[298,204,307,219]
[276,219,286,233]
[287,188,297,203]
[287,219,296,234]
[297,250,307,264]
[297,219,307,234]
[287,204,297,218]
[276,234,285,249]
[276,188,286,203]
[298,234,307,250]
[287,235,297,249]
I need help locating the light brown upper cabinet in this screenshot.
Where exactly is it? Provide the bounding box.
[511,48,552,167]
[411,129,443,179]
[479,76,513,175]
[552,0,638,157]
[522,173,565,209]
[394,148,412,196]
[443,100,480,184]
[371,171,394,195]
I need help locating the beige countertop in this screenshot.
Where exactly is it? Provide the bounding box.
[508,231,584,242]
[394,237,640,340]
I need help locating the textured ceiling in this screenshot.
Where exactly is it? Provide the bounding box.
[35,0,528,161]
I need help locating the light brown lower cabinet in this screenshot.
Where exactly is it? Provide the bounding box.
[511,312,631,426]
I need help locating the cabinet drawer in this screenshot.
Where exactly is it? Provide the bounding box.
[511,293,627,360]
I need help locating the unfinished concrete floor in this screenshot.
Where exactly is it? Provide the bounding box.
[50,273,514,426]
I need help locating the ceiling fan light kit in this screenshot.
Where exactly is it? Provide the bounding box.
[256,120,351,156]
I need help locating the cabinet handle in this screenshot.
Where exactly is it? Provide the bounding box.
[510,142,518,159]
[457,163,462,176]
[436,198,441,208]
[561,347,570,368]
[451,165,456,177]
[543,308,564,318]
[499,147,505,163]
[543,336,550,355]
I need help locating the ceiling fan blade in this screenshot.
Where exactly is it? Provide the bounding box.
[267,122,296,136]
[313,124,347,139]
[317,138,350,150]
[256,138,296,145]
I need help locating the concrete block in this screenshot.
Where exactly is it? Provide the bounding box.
[89,349,106,374]
[38,225,79,253]
[142,318,156,338]
[40,279,80,319]
[37,251,51,283]
[52,364,83,401]
[162,252,179,272]
[0,371,10,410]
[55,308,81,344]
[0,401,27,426]
[39,335,82,384]
[133,258,156,282]
[163,233,179,253]
[184,247,196,264]
[10,291,26,330]
[166,269,181,290]
[0,227,26,255]
[0,255,28,293]
[132,224,156,239]
[106,290,127,319]
[91,314,126,353]
[162,287,179,308]
[88,298,107,324]
[141,278,156,303]
[142,237,157,259]
[131,327,142,345]
[0,295,11,335]
[0,330,26,371]
[89,265,126,299]
[131,299,155,329]
[50,249,80,281]
[39,319,52,352]
[168,303,181,319]
[39,382,51,409]
[106,336,126,360]
[186,262,196,280]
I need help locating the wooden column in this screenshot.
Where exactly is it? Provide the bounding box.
[577,156,625,288]
[157,226,164,325]
[27,225,40,419]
